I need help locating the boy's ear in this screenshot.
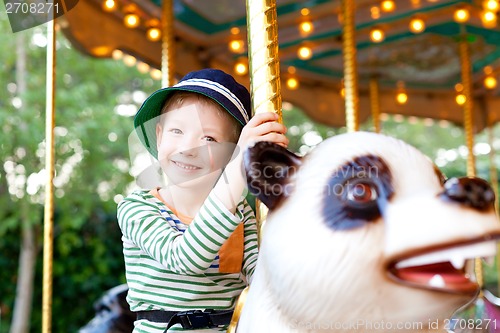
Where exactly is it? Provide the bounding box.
[156,123,163,151]
[244,142,302,210]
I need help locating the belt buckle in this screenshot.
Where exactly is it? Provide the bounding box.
[178,310,214,329]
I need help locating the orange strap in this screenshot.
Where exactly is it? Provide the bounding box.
[150,188,243,273]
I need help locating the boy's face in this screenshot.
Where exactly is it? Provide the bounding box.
[156,96,237,189]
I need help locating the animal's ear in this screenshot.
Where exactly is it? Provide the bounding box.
[244,141,302,210]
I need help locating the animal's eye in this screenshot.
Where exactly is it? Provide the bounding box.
[345,181,378,204]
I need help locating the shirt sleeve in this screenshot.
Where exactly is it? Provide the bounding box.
[117,190,241,275]
[239,200,259,283]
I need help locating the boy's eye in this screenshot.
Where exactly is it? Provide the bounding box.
[169,128,182,134]
[203,136,217,142]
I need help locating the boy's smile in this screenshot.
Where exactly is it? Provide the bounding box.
[156,97,237,188]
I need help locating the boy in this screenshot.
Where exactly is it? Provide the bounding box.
[117,68,288,332]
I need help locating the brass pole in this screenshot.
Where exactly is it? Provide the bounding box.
[245,0,282,245]
[341,0,359,132]
[42,16,56,333]
[227,1,281,331]
[487,113,500,292]
[161,0,175,87]
[369,76,381,133]
[488,113,499,214]
[459,33,482,289]
[459,39,476,177]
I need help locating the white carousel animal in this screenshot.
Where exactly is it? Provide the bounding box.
[237,132,500,333]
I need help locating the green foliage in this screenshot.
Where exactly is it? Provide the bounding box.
[0,12,160,332]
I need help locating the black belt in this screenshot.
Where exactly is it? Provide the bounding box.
[136,309,234,331]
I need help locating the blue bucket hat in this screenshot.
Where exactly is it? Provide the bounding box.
[134,68,251,158]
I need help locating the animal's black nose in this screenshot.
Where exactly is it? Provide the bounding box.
[441,177,495,211]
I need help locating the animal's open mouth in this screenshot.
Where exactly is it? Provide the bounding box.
[388,240,497,295]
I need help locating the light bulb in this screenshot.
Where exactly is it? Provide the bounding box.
[298,46,313,60]
[409,18,425,33]
[234,61,248,76]
[286,77,299,90]
[103,0,116,11]
[370,28,385,43]
[229,40,244,53]
[484,76,497,89]
[381,0,395,12]
[396,92,408,104]
[454,8,470,23]
[147,27,161,41]
[299,21,314,35]
[124,13,140,28]
[456,94,466,105]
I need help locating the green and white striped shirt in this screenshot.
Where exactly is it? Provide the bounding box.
[117,189,258,333]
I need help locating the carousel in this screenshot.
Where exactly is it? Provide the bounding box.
[37,0,500,332]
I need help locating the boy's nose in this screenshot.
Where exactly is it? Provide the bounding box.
[178,136,201,157]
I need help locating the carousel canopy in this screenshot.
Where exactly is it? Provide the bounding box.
[60,0,500,131]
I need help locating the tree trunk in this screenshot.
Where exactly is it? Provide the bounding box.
[10,215,37,333]
[9,31,37,333]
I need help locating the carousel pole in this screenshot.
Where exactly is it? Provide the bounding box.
[161,0,175,87]
[369,76,381,133]
[459,31,482,289]
[245,0,282,246]
[42,15,56,333]
[228,0,281,330]
[487,113,500,292]
[341,0,360,133]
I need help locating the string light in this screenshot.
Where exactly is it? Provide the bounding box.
[396,92,408,104]
[299,21,314,35]
[124,13,140,28]
[456,94,466,105]
[137,62,150,74]
[481,10,497,28]
[123,54,137,66]
[409,17,425,33]
[453,8,470,23]
[112,49,123,60]
[371,6,381,19]
[396,81,407,105]
[286,77,299,90]
[229,40,245,53]
[484,0,500,12]
[297,46,313,60]
[150,69,162,80]
[484,76,497,89]
[381,0,395,12]
[147,27,161,41]
[234,58,248,76]
[102,0,116,12]
[370,28,385,43]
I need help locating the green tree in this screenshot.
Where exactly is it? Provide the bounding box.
[0,12,160,332]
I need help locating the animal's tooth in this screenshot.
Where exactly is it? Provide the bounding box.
[429,274,446,288]
[450,255,466,270]
[395,241,498,269]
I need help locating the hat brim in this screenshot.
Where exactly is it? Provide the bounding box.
[134,86,247,159]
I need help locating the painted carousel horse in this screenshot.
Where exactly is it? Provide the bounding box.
[237,131,500,333]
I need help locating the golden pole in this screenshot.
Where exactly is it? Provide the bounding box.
[227,1,281,331]
[341,0,359,132]
[459,33,482,289]
[161,0,175,87]
[369,76,381,133]
[245,0,282,245]
[42,16,56,333]
[459,39,476,177]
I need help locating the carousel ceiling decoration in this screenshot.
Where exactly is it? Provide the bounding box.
[60,0,500,129]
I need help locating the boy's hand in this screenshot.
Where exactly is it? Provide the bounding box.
[237,112,288,149]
